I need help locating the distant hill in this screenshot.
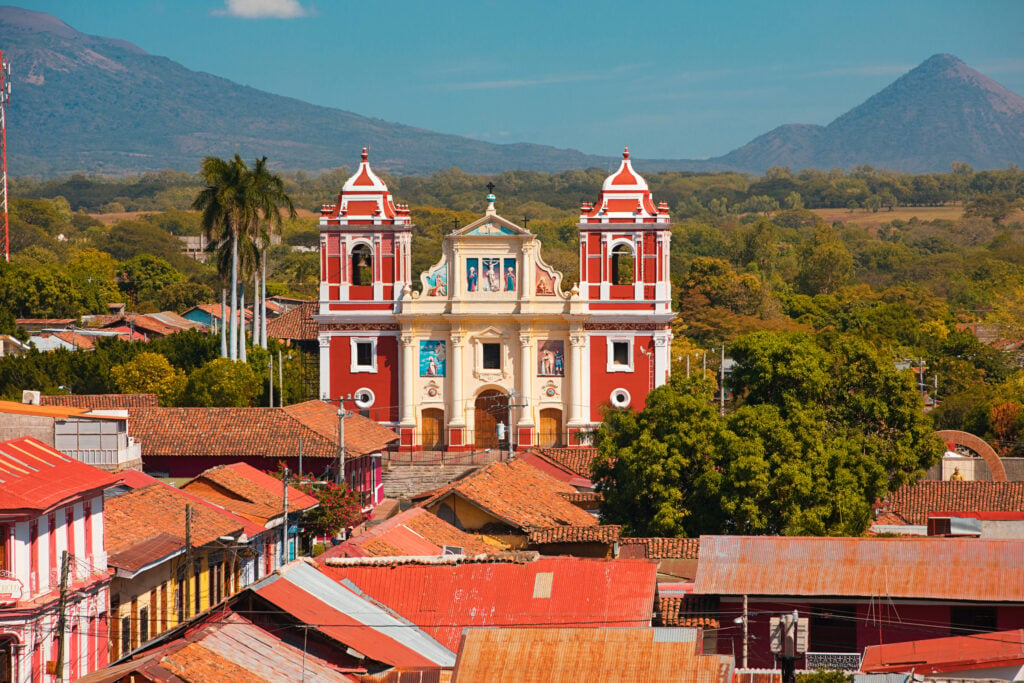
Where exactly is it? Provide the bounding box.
[2,5,1023,176]
[714,54,1024,173]
[0,6,637,176]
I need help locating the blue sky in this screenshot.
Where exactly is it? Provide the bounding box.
[14,0,1024,159]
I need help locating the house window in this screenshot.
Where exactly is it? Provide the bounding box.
[607,338,634,372]
[193,560,203,614]
[176,565,186,623]
[611,243,635,285]
[351,244,373,286]
[809,605,858,653]
[350,337,378,373]
[950,605,997,635]
[0,525,7,572]
[120,616,132,656]
[482,343,501,370]
[138,607,149,644]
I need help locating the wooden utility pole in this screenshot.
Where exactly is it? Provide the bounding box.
[53,550,72,683]
[337,405,346,485]
[185,504,193,617]
[741,594,748,669]
[719,346,726,416]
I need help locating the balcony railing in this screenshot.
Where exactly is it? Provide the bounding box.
[804,652,861,671]
[70,442,142,469]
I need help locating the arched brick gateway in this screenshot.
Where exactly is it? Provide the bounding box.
[934,430,1007,482]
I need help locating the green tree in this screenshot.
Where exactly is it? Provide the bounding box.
[184,357,262,406]
[964,194,1015,224]
[110,352,186,405]
[593,331,942,537]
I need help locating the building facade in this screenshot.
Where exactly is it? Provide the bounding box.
[317,147,674,451]
[0,437,117,683]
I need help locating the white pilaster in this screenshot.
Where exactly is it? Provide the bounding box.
[318,334,332,399]
[518,330,534,429]
[449,329,465,427]
[654,332,671,387]
[400,331,415,428]
[568,330,586,426]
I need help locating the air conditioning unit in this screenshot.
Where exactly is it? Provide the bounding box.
[22,390,41,405]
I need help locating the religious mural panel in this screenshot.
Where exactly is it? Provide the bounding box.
[466,257,516,292]
[424,262,447,296]
[537,340,565,376]
[535,265,555,295]
[419,340,446,377]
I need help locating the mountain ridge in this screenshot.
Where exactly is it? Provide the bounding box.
[3,6,1023,176]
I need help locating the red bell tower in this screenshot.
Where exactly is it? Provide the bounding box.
[317,148,412,423]
[575,147,674,425]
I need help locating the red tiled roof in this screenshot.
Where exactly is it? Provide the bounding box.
[185,303,253,322]
[880,481,1024,525]
[129,400,396,459]
[104,483,244,557]
[694,535,1024,602]
[0,437,120,514]
[451,627,730,682]
[862,628,1024,674]
[527,525,620,545]
[266,301,317,341]
[322,556,658,652]
[619,537,700,559]
[420,458,598,531]
[108,531,185,573]
[532,447,599,478]
[181,462,318,525]
[656,593,720,628]
[40,393,159,409]
[319,507,497,559]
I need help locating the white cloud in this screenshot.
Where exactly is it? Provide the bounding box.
[445,72,602,91]
[214,0,313,19]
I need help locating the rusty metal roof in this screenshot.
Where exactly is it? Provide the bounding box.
[694,535,1024,601]
[862,628,1024,674]
[253,560,455,668]
[322,556,658,652]
[451,627,731,682]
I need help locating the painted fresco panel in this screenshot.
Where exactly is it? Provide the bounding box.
[420,340,447,377]
[537,340,565,377]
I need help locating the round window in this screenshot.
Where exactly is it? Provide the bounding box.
[353,388,375,409]
[610,388,631,408]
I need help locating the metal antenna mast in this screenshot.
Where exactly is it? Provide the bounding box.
[0,51,10,262]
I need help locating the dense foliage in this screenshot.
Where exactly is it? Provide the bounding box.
[593,331,944,537]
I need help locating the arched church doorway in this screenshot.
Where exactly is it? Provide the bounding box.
[474,390,509,449]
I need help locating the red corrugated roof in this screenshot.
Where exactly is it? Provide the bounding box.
[319,508,499,560]
[255,578,442,668]
[861,628,1024,674]
[694,535,1024,602]
[0,437,120,513]
[322,556,657,651]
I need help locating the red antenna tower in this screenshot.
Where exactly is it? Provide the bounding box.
[0,50,9,262]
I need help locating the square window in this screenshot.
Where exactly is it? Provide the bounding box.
[483,343,502,370]
[350,337,378,373]
[356,342,373,367]
[612,341,629,366]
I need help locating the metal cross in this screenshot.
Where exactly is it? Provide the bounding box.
[486,182,495,194]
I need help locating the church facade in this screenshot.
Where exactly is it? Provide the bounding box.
[317,147,674,451]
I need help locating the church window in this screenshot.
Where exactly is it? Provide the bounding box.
[351,338,377,373]
[608,338,634,372]
[482,343,502,370]
[351,244,373,286]
[612,342,629,366]
[611,243,635,285]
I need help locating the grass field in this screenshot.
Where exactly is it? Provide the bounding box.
[812,205,1024,228]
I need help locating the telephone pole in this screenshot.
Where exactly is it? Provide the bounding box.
[281,467,290,567]
[53,551,72,683]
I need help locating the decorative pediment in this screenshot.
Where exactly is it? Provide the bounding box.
[453,214,529,238]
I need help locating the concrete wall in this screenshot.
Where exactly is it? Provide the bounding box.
[0,414,53,445]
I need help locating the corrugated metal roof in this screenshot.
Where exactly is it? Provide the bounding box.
[862,628,1024,674]
[451,627,732,682]
[322,556,657,652]
[694,535,1024,601]
[0,436,120,512]
[254,561,456,668]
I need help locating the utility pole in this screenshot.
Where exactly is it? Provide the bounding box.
[298,438,303,478]
[278,350,284,407]
[268,354,274,407]
[742,594,749,669]
[281,467,290,567]
[185,504,193,618]
[336,396,351,485]
[53,551,71,683]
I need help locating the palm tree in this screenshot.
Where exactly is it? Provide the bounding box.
[193,155,294,360]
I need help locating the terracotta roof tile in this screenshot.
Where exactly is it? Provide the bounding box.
[129,401,396,459]
[320,507,497,559]
[104,483,244,556]
[527,525,621,545]
[533,447,599,478]
[267,301,317,341]
[181,462,318,525]
[41,393,159,409]
[107,531,184,573]
[421,458,598,531]
[619,537,700,559]
[657,595,721,628]
[881,481,1024,525]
